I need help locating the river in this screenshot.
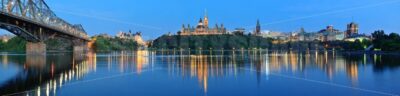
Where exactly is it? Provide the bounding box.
[1,50,400,96]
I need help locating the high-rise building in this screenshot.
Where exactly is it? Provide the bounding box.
[346,22,359,38]
[254,19,261,35]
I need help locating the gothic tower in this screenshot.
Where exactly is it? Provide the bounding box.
[254,19,261,35]
[204,10,209,28]
[346,22,359,38]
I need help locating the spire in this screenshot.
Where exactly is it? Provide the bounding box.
[199,18,203,23]
[255,19,261,35]
[205,9,208,18]
[204,9,209,27]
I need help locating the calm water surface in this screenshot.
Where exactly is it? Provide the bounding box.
[1,50,400,96]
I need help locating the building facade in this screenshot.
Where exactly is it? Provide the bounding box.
[253,19,261,35]
[116,30,147,46]
[0,34,14,42]
[293,25,345,42]
[318,25,344,42]
[346,22,359,38]
[179,12,227,35]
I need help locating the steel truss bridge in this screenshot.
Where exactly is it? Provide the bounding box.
[0,0,89,42]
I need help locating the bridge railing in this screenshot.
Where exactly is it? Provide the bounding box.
[0,0,89,40]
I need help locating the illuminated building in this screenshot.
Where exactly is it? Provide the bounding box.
[179,11,227,35]
[346,22,359,38]
[0,34,13,42]
[116,30,147,46]
[318,25,344,42]
[253,19,261,35]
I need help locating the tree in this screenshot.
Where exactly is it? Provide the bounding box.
[372,30,387,40]
[372,30,387,49]
[389,33,400,40]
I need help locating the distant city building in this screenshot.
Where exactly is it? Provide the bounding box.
[255,22,368,42]
[261,31,289,40]
[296,28,319,41]
[343,22,372,42]
[232,28,246,35]
[346,22,359,38]
[253,19,261,35]
[0,34,14,42]
[344,34,371,42]
[318,25,344,42]
[290,25,345,42]
[179,11,227,35]
[116,30,147,46]
[117,30,136,39]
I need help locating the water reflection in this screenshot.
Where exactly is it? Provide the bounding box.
[155,50,400,93]
[0,52,96,95]
[1,50,400,95]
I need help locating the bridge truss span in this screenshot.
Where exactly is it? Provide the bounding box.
[0,0,89,41]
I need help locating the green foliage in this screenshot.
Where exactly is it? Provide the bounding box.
[0,37,27,52]
[93,37,139,52]
[151,34,272,49]
[45,38,72,51]
[352,40,364,50]
[372,30,400,51]
[0,41,4,50]
[0,36,139,52]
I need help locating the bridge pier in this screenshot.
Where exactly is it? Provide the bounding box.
[26,42,46,55]
[73,45,87,52]
[73,39,88,53]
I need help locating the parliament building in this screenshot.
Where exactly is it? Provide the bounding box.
[179,12,227,35]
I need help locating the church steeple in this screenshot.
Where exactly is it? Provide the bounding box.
[255,19,261,35]
[204,9,209,28]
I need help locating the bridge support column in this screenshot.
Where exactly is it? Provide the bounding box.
[73,39,88,53]
[26,42,46,55]
[73,45,87,52]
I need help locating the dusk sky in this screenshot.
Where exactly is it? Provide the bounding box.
[1,0,400,40]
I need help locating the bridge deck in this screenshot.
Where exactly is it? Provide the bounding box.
[0,12,90,41]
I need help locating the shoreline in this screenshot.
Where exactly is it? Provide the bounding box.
[1,49,400,55]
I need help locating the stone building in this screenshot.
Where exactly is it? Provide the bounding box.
[318,25,344,42]
[253,19,261,35]
[179,12,227,35]
[346,22,359,38]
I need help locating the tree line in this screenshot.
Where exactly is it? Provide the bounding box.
[150,34,272,49]
[372,30,400,51]
[93,36,139,52]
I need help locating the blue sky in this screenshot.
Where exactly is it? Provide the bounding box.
[1,0,400,40]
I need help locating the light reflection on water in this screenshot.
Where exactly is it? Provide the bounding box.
[0,50,400,96]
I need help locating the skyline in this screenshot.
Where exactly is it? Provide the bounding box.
[1,0,400,40]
